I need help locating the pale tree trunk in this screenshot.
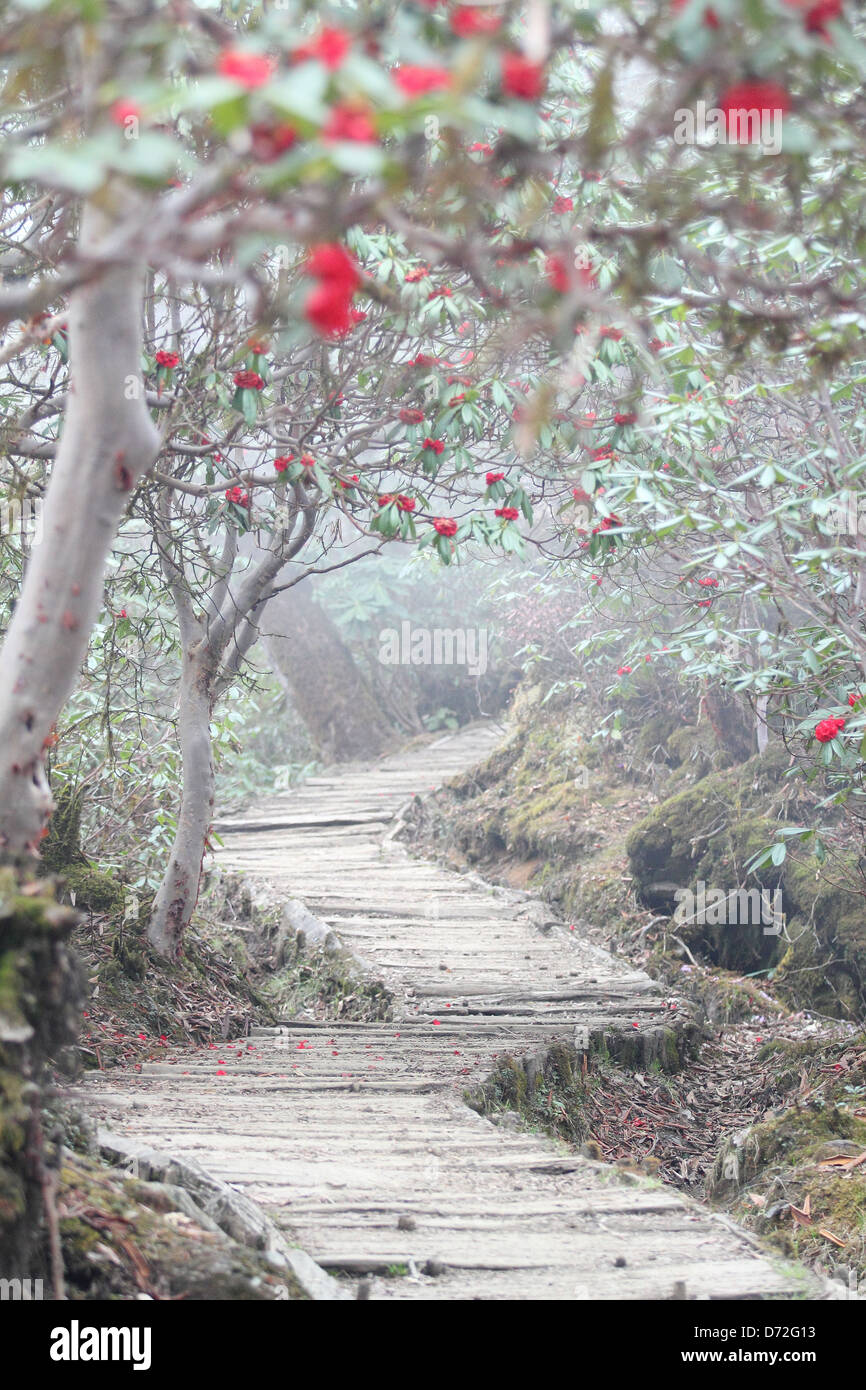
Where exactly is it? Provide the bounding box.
[147,644,215,959]
[146,495,317,957]
[0,202,159,855]
[263,582,393,761]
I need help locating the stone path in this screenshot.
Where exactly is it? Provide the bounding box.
[79,723,820,1299]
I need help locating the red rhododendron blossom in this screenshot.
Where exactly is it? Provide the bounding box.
[225,486,250,506]
[848,691,863,707]
[783,0,842,37]
[617,666,632,676]
[218,49,275,89]
[671,0,720,28]
[110,99,140,126]
[614,412,637,426]
[323,103,377,142]
[451,6,503,36]
[501,53,545,101]
[486,471,505,484]
[423,437,445,453]
[306,243,361,291]
[433,517,458,536]
[350,308,367,323]
[698,575,719,587]
[300,453,316,467]
[249,121,297,161]
[815,717,845,742]
[405,267,429,282]
[293,26,351,69]
[339,475,360,488]
[600,326,623,340]
[155,350,179,369]
[552,195,573,214]
[273,455,294,472]
[469,141,493,155]
[545,254,570,293]
[428,287,453,299]
[246,338,269,355]
[495,506,520,520]
[394,65,452,96]
[233,370,264,390]
[719,81,791,143]
[397,495,416,512]
[399,408,426,423]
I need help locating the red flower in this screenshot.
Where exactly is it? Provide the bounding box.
[339,475,360,489]
[718,81,791,143]
[451,6,503,36]
[394,65,452,96]
[399,407,426,423]
[614,411,637,426]
[274,455,294,472]
[671,0,720,28]
[306,243,361,292]
[617,666,632,676]
[350,308,367,323]
[783,0,842,36]
[848,691,863,708]
[600,325,623,340]
[433,517,458,537]
[486,471,505,484]
[225,486,250,507]
[323,102,377,142]
[501,52,546,101]
[495,506,520,520]
[545,254,570,293]
[246,338,270,355]
[815,717,845,743]
[249,121,297,161]
[552,195,573,214]
[293,26,351,69]
[217,49,275,89]
[423,437,445,453]
[304,279,357,339]
[155,350,179,369]
[397,495,416,512]
[698,575,719,587]
[405,267,429,282]
[110,99,140,126]
[428,287,453,299]
[469,141,493,155]
[233,370,264,390]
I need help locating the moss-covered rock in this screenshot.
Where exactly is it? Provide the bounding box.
[625,747,866,1017]
[708,1100,866,1283]
[0,870,82,1280]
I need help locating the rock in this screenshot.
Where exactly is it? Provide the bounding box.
[99,1131,348,1301]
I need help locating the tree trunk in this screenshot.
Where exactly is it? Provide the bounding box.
[0,201,158,855]
[147,649,215,959]
[262,582,393,762]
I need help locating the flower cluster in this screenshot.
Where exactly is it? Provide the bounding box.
[814,716,845,743]
[304,243,362,338]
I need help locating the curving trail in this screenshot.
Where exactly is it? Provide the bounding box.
[80,723,819,1300]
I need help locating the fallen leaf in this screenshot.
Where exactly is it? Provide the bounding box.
[818,1228,847,1248]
